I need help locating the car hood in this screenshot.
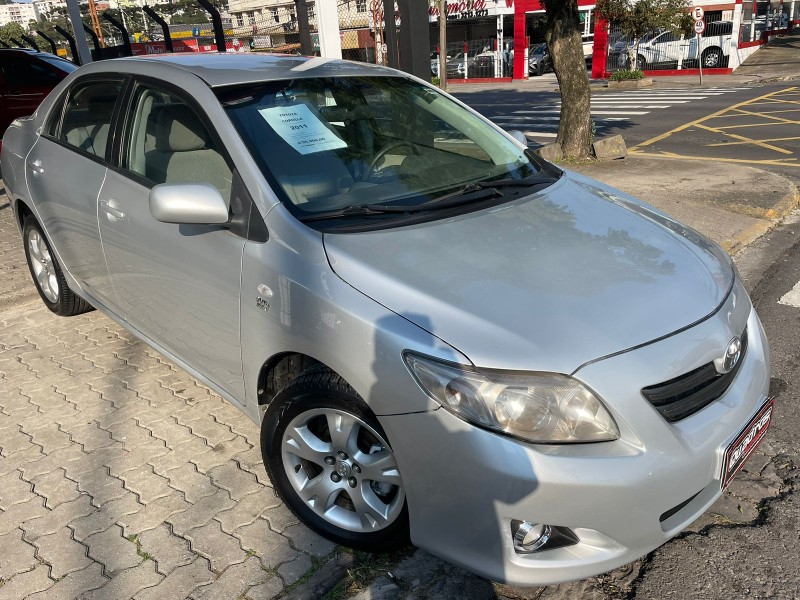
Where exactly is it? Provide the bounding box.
[323,172,733,373]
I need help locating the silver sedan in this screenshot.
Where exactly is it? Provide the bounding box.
[0,53,772,586]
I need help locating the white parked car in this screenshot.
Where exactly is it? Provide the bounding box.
[629,22,733,70]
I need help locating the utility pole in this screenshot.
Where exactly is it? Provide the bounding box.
[438,0,446,91]
[65,0,93,63]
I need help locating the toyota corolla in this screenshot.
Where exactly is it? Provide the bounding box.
[0,54,771,586]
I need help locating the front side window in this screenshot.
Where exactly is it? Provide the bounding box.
[123,83,233,202]
[58,80,122,158]
[219,76,554,229]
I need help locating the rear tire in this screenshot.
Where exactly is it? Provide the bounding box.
[22,216,93,316]
[702,47,723,68]
[261,367,409,552]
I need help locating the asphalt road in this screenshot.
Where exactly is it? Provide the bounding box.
[632,212,800,599]
[452,81,800,182]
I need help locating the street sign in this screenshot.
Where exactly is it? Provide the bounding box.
[692,6,704,20]
[694,19,706,34]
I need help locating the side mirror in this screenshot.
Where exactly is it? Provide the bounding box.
[507,130,529,147]
[149,182,229,225]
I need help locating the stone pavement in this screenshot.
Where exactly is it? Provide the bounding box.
[0,291,340,599]
[0,198,37,310]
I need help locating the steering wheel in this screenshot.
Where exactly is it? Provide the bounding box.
[365,141,419,180]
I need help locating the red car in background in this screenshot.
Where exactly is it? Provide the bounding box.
[0,49,77,154]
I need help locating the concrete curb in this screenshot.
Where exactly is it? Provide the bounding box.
[565,154,800,256]
[726,180,799,255]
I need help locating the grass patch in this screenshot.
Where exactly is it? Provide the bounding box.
[323,547,413,600]
[125,533,154,562]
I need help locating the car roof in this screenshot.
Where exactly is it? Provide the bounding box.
[97,53,402,88]
[0,48,42,55]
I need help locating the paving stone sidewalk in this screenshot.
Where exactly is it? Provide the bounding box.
[0,196,38,310]
[0,296,344,599]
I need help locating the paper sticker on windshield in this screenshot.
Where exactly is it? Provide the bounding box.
[259,104,346,155]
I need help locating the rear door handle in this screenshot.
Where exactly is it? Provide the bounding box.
[100,199,125,221]
[27,159,44,174]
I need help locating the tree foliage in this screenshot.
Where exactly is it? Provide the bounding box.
[541,0,592,159]
[0,22,25,47]
[595,0,690,69]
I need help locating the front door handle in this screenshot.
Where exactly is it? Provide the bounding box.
[100,199,125,221]
[27,159,44,174]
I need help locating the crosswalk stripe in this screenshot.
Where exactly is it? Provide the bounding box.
[474,86,743,140]
[778,281,800,308]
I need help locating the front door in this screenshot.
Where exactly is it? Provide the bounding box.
[97,81,246,401]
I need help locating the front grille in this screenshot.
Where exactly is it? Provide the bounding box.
[642,328,748,423]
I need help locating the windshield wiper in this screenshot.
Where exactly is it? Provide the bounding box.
[298,204,403,222]
[300,187,503,221]
[472,173,561,189]
[298,173,560,223]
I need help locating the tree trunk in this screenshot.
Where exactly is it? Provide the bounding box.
[545,0,592,158]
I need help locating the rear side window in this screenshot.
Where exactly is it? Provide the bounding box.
[58,80,122,159]
[705,22,733,36]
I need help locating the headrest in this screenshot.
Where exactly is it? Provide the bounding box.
[154,104,208,152]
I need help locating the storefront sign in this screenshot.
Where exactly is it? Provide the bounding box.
[429,0,490,19]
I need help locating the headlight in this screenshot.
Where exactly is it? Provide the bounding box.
[404,353,619,444]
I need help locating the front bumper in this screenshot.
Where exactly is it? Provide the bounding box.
[379,290,769,585]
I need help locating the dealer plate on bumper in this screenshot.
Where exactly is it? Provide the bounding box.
[721,397,774,490]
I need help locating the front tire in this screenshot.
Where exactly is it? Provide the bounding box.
[261,367,410,552]
[22,216,93,316]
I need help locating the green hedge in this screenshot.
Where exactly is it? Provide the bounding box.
[610,69,644,81]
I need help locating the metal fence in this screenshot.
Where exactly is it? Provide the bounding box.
[429,37,509,80]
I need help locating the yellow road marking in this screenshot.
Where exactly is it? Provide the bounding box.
[629,148,800,167]
[732,107,800,125]
[714,121,796,130]
[694,123,793,154]
[706,136,800,147]
[629,86,799,152]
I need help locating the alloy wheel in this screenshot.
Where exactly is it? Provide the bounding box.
[27,229,59,303]
[280,407,405,533]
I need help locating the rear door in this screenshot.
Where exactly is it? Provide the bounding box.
[25,77,124,305]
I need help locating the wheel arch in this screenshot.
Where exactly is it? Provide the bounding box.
[257,352,327,408]
[13,197,34,231]
[702,46,724,60]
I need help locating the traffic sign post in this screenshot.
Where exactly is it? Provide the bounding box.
[693,8,705,86]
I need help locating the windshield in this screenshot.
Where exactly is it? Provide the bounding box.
[219,76,550,227]
[532,44,546,55]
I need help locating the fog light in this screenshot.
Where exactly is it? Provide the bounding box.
[513,521,552,553]
[510,520,580,554]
